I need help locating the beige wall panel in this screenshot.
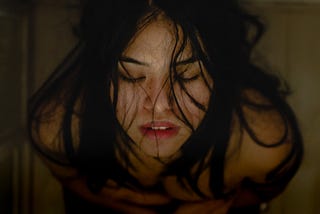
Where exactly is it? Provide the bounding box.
[284,10,320,214]
[32,155,65,214]
[254,7,289,77]
[31,3,76,89]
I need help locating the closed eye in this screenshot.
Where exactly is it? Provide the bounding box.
[175,69,200,83]
[178,74,200,82]
[119,73,146,83]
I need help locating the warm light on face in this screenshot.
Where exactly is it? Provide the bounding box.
[112,16,213,159]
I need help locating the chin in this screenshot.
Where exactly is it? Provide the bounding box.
[139,141,182,159]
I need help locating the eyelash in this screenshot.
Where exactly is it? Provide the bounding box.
[174,68,200,83]
[176,74,200,83]
[118,72,200,83]
[119,73,146,83]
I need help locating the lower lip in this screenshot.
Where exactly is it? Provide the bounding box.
[140,127,180,140]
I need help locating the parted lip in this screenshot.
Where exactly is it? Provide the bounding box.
[139,121,180,140]
[140,121,179,129]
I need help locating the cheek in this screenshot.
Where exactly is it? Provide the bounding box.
[185,70,213,106]
[191,75,213,108]
[178,81,212,126]
[189,82,210,102]
[113,83,141,125]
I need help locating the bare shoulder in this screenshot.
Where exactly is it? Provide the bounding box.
[30,99,81,179]
[30,99,80,163]
[236,89,294,183]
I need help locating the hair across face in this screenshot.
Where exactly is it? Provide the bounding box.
[27,0,303,198]
[111,14,213,159]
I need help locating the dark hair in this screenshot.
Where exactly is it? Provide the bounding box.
[28,0,303,199]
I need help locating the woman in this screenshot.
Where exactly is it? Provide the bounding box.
[28,0,303,213]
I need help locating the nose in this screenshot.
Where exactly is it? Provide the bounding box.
[143,79,171,113]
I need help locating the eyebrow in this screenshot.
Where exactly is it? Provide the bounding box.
[175,56,199,66]
[119,55,199,66]
[119,56,149,66]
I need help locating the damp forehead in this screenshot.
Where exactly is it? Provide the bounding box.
[122,13,195,64]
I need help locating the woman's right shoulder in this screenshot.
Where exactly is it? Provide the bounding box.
[30,100,80,164]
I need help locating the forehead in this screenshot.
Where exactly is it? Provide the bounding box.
[122,15,193,61]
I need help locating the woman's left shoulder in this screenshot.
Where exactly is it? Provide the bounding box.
[235,88,297,183]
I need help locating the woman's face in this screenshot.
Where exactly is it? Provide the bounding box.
[112,17,213,159]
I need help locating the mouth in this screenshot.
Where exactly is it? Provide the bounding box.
[140,121,180,140]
